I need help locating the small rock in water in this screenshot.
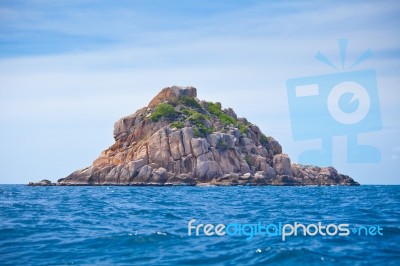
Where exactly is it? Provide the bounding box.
[28,179,55,186]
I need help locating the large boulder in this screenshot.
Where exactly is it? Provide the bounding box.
[148,86,197,108]
[273,154,292,176]
[191,138,210,157]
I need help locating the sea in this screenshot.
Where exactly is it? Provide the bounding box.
[0,185,399,265]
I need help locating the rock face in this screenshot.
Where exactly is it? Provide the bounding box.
[55,86,359,186]
[28,179,55,186]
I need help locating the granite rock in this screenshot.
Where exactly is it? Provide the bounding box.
[50,86,359,186]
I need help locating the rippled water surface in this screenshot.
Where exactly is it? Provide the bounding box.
[0,185,399,265]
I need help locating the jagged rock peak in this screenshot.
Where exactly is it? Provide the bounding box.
[47,85,358,186]
[148,86,197,108]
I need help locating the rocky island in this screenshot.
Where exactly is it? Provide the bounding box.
[30,86,359,186]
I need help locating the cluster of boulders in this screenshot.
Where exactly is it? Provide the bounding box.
[31,86,359,186]
[28,179,55,186]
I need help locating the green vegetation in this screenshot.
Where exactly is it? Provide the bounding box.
[182,107,210,119]
[179,96,202,109]
[150,99,257,138]
[260,133,269,146]
[193,124,213,138]
[188,112,208,125]
[244,155,252,167]
[150,99,254,139]
[170,121,184,129]
[150,103,177,122]
[181,108,194,116]
[180,107,213,137]
[216,139,228,151]
[219,113,236,126]
[207,102,237,126]
[207,102,222,116]
[193,127,201,138]
[239,124,248,135]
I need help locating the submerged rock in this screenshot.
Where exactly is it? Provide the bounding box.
[33,86,359,186]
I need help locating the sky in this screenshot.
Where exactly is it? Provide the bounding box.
[0,0,399,184]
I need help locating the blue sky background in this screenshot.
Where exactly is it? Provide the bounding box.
[0,0,399,184]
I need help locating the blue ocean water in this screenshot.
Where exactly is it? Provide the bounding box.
[0,185,399,265]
